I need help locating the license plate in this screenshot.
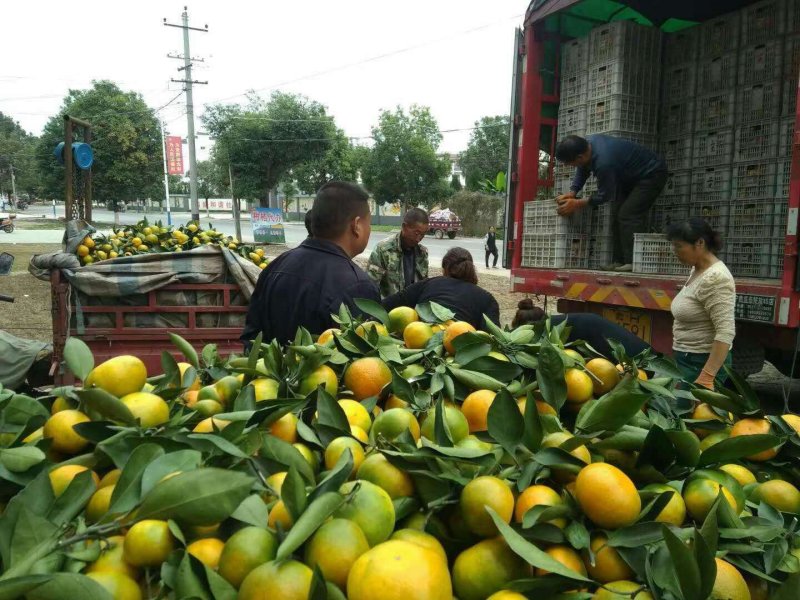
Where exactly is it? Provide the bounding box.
[601,308,652,344]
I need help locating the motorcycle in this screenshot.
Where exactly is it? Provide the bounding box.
[0,214,14,233]
[15,200,29,210]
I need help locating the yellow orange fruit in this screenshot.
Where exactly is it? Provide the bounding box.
[719,464,757,487]
[691,403,731,438]
[390,529,448,564]
[357,452,414,499]
[123,520,175,567]
[86,485,115,523]
[683,479,739,522]
[49,465,99,497]
[318,328,340,345]
[643,483,686,526]
[218,526,278,588]
[305,518,370,590]
[84,355,148,398]
[267,499,294,530]
[711,558,750,600]
[98,469,121,489]
[593,580,654,600]
[250,377,279,402]
[344,357,393,401]
[334,480,396,547]
[453,538,529,600]
[268,412,298,443]
[371,408,421,442]
[86,535,139,580]
[730,418,780,461]
[754,479,800,513]
[444,321,476,354]
[43,409,91,454]
[298,364,338,397]
[239,560,312,600]
[585,358,621,396]
[356,321,389,338]
[565,368,593,404]
[186,538,225,569]
[514,484,566,528]
[575,463,641,529]
[584,534,634,583]
[781,413,800,434]
[86,571,142,600]
[339,399,373,432]
[192,417,230,433]
[388,306,419,335]
[177,362,200,391]
[460,476,515,537]
[403,321,435,349]
[461,390,496,432]
[325,436,366,475]
[536,545,586,577]
[120,392,170,428]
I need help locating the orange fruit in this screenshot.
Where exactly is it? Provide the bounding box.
[123,520,175,567]
[460,476,515,537]
[305,518,370,590]
[268,412,298,443]
[535,545,586,577]
[193,417,230,433]
[593,581,654,599]
[49,465,99,497]
[177,362,201,392]
[575,463,641,529]
[347,540,452,600]
[356,321,389,338]
[98,469,121,489]
[541,431,591,464]
[585,358,621,396]
[268,499,294,530]
[325,436,366,475]
[120,392,170,428]
[182,390,199,407]
[86,535,139,580]
[516,397,557,416]
[239,560,312,600]
[385,394,409,410]
[344,357,392,401]
[351,425,369,443]
[250,378,279,402]
[461,390,496,432]
[781,414,800,434]
[565,368,593,404]
[186,538,225,569]
[420,404,469,443]
[487,593,528,600]
[357,453,414,499]
[86,485,116,523]
[691,403,731,438]
[730,418,780,461]
[371,408,421,442]
[218,526,278,588]
[318,328,340,345]
[86,571,142,600]
[453,538,529,600]
[643,483,686,526]
[753,480,800,513]
[339,399,372,432]
[51,396,75,414]
[514,484,566,528]
[584,534,634,582]
[390,529,448,564]
[711,558,750,600]
[43,409,91,454]
[404,321,435,349]
[683,478,739,522]
[719,464,757,487]
[298,364,338,396]
[616,364,648,381]
[444,321,476,354]
[84,355,148,398]
[388,306,419,335]
[334,480,396,546]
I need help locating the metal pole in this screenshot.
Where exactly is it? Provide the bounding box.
[182,8,200,223]
[229,162,241,242]
[9,165,17,207]
[160,121,172,226]
[64,116,74,220]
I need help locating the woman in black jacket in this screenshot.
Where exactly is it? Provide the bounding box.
[382,247,500,330]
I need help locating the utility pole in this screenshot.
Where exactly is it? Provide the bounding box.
[159,121,172,226]
[164,7,207,223]
[9,165,17,208]
[228,162,242,242]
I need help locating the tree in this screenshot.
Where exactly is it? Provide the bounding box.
[360,105,451,210]
[196,160,226,201]
[447,190,504,237]
[0,112,40,201]
[450,174,463,193]
[35,81,163,205]
[459,116,510,191]
[292,128,360,195]
[203,92,336,207]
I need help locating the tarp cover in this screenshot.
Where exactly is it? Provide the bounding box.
[0,331,50,390]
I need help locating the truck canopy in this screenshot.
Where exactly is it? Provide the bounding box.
[525,0,756,30]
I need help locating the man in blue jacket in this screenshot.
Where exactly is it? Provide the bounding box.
[555,134,668,272]
[241,181,380,345]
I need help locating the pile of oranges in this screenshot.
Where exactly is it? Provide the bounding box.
[1,306,798,600]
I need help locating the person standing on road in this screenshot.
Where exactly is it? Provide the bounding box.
[668,218,735,389]
[484,226,499,269]
[367,208,429,297]
[554,134,668,272]
[241,181,380,345]
[382,247,500,330]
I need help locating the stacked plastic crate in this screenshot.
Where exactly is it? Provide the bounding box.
[728,0,786,278]
[521,201,588,269]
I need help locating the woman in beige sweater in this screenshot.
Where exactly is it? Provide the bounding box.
[667,218,735,388]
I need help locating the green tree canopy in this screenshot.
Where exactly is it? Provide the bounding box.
[203,92,336,206]
[35,80,163,204]
[459,115,510,191]
[0,112,40,200]
[291,128,360,195]
[360,105,451,209]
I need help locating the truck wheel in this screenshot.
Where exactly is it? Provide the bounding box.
[3,224,13,233]
[732,341,765,377]
[447,231,456,239]
[434,229,444,239]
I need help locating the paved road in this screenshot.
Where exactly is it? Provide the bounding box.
[7,205,509,274]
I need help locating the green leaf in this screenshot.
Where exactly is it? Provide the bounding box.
[26,573,112,600]
[276,491,345,560]
[487,389,524,456]
[309,449,354,503]
[309,566,328,600]
[282,467,308,522]
[565,520,590,550]
[391,368,416,404]
[175,552,211,600]
[537,339,567,411]
[607,522,666,548]
[169,332,200,369]
[3,395,49,424]
[700,496,719,557]
[522,390,544,452]
[461,356,522,382]
[0,446,45,473]
[0,575,52,600]
[453,335,492,366]
[691,388,747,415]
[533,447,587,473]
[109,443,165,514]
[575,383,649,434]
[430,301,456,323]
[433,398,454,447]
[74,388,136,425]
[259,435,315,485]
[447,367,504,392]
[159,350,181,390]
[665,429,701,467]
[722,365,759,412]
[697,434,782,467]
[48,469,97,526]
[316,389,351,433]
[136,468,253,525]
[772,572,800,600]
[140,450,203,497]
[354,298,389,325]
[487,507,593,582]
[63,337,94,381]
[662,525,703,600]
[9,507,57,568]
[230,494,270,527]
[188,433,250,459]
[693,529,718,600]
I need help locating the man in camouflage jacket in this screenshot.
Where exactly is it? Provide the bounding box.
[367,208,429,297]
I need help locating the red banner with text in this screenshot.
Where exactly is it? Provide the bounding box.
[166,136,184,175]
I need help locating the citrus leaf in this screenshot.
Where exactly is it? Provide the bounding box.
[63,337,94,381]
[282,466,307,522]
[316,388,350,433]
[693,529,717,600]
[109,443,165,514]
[74,388,136,425]
[697,434,782,467]
[537,339,567,411]
[487,507,593,582]
[26,573,112,600]
[461,357,522,382]
[309,566,328,600]
[230,494,269,527]
[175,552,211,600]
[48,469,97,526]
[433,398,454,447]
[447,367,504,392]
[259,434,316,485]
[140,450,203,497]
[276,491,345,560]
[169,332,200,369]
[487,389,524,456]
[187,433,250,459]
[309,449,354,503]
[9,507,57,568]
[3,395,49,424]
[691,388,747,415]
[0,446,45,473]
[575,383,649,434]
[453,335,492,365]
[136,468,253,526]
[354,298,389,325]
[662,525,703,600]
[0,575,52,600]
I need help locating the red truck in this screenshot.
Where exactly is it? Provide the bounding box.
[505,0,800,377]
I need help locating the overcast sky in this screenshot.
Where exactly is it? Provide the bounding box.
[2,0,524,157]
